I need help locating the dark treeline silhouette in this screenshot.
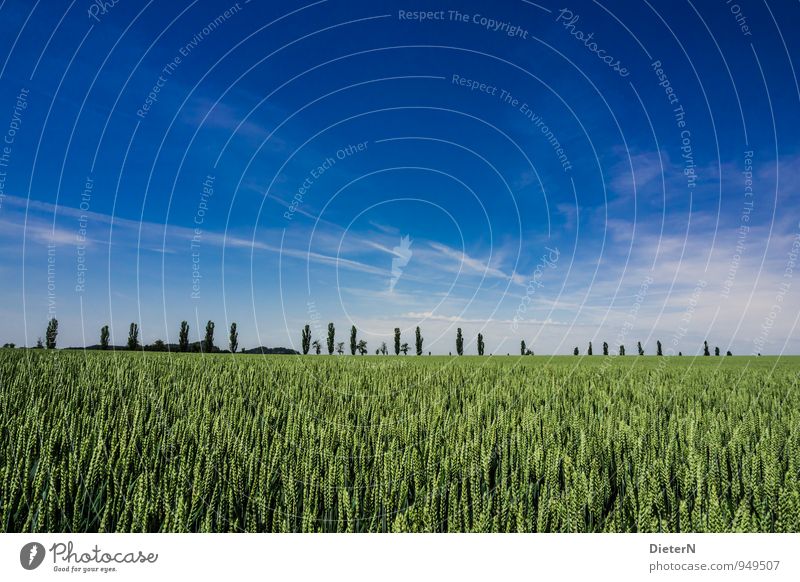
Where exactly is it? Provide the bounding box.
[3,319,738,357]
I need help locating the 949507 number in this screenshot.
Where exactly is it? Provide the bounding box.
[737,560,780,571]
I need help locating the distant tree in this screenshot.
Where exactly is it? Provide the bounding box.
[520,339,527,356]
[203,321,215,353]
[637,341,644,356]
[602,341,608,356]
[588,341,593,356]
[327,323,335,355]
[336,341,345,355]
[477,333,485,356]
[152,339,166,351]
[619,345,625,356]
[229,322,238,353]
[356,339,368,355]
[2,343,15,348]
[350,325,357,356]
[376,349,380,355]
[400,342,409,355]
[415,326,423,356]
[679,351,683,356]
[100,325,110,350]
[703,340,710,356]
[526,348,533,356]
[657,340,663,356]
[380,342,388,355]
[394,328,401,355]
[456,328,464,356]
[179,321,190,352]
[35,337,43,349]
[428,351,431,356]
[726,350,732,356]
[573,347,579,356]
[127,323,139,350]
[302,325,311,355]
[312,339,321,355]
[45,318,58,349]
[715,346,720,356]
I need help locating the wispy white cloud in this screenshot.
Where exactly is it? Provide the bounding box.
[423,241,525,285]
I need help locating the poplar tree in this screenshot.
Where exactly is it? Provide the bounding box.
[203,321,215,353]
[302,325,311,355]
[45,318,58,349]
[229,322,238,353]
[179,321,190,352]
[100,325,110,350]
[327,323,335,355]
[127,323,139,350]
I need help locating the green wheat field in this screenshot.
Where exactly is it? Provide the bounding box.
[1,350,799,532]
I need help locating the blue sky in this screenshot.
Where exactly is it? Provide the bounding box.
[0,0,798,354]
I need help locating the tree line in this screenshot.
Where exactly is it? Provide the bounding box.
[569,339,733,357]
[4,318,741,357]
[12,318,238,353]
